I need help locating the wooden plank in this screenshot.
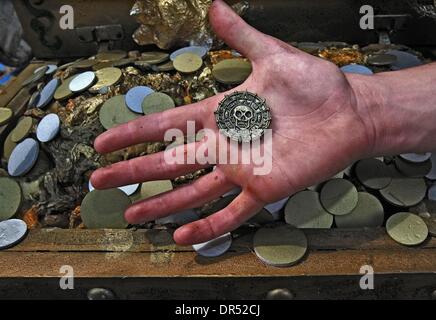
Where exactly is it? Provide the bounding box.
[0,63,42,108]
[0,249,435,278]
[0,86,33,153]
[7,228,436,253]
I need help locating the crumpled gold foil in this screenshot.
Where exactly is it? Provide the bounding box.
[131,0,248,49]
[318,47,365,67]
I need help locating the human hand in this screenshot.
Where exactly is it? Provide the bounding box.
[91,0,375,245]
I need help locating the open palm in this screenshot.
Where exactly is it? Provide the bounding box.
[92,0,374,245]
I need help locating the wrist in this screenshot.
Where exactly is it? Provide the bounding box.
[346,68,436,157]
[346,73,388,157]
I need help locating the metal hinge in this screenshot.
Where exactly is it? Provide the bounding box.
[75,24,124,52]
[373,14,411,45]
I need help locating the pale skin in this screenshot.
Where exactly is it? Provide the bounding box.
[91,0,436,245]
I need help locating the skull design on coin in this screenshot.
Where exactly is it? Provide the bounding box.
[214,91,271,143]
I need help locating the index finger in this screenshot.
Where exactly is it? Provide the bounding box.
[94,95,221,154]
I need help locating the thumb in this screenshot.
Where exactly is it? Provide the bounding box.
[208,0,276,61]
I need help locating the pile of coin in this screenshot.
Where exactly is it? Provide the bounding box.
[2,68,64,181]
[4,46,241,230]
[0,42,433,261]
[195,151,435,264]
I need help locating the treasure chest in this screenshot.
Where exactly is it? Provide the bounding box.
[0,0,435,300]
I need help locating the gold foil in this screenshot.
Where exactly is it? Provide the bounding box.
[131,0,248,49]
[318,47,365,67]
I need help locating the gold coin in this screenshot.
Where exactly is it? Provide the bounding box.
[92,61,115,71]
[154,61,174,72]
[212,58,252,84]
[355,158,392,190]
[21,67,47,87]
[140,180,173,199]
[335,192,384,228]
[253,225,308,267]
[141,92,175,115]
[96,51,127,62]
[394,156,432,178]
[173,53,203,74]
[98,95,140,130]
[285,190,333,228]
[89,67,122,92]
[380,169,427,207]
[0,177,22,221]
[2,131,16,161]
[112,58,136,68]
[80,189,130,229]
[11,117,34,143]
[386,212,428,246]
[71,59,98,69]
[0,108,13,126]
[54,76,75,100]
[140,52,169,65]
[134,61,152,71]
[320,178,358,216]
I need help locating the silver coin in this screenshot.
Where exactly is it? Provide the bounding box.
[214,91,272,143]
[0,219,28,250]
[386,50,422,70]
[125,86,154,114]
[34,64,58,75]
[340,64,373,75]
[22,66,47,87]
[118,183,140,196]
[36,113,60,143]
[264,197,289,216]
[231,50,242,57]
[222,188,241,197]
[428,184,436,201]
[36,78,60,108]
[28,91,40,109]
[426,154,436,180]
[69,71,96,93]
[88,180,94,192]
[399,153,432,163]
[7,138,40,177]
[343,163,355,177]
[170,46,208,61]
[192,232,232,257]
[89,179,139,197]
